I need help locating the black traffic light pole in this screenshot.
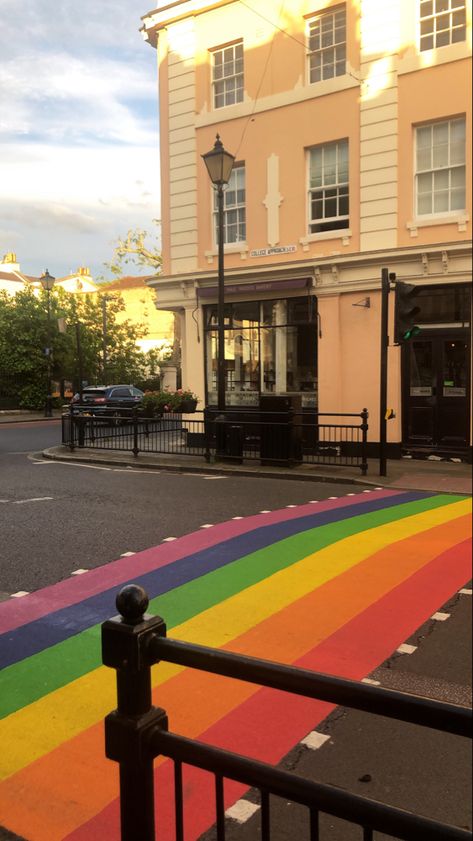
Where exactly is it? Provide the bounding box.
[379,268,390,477]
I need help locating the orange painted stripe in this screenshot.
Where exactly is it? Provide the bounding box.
[0,514,469,841]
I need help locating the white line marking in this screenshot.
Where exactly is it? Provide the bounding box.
[347,493,356,496]
[11,591,29,598]
[460,588,472,595]
[374,487,384,490]
[431,612,450,621]
[13,497,54,504]
[301,731,331,750]
[71,569,88,576]
[397,643,417,655]
[200,524,213,529]
[46,461,112,471]
[286,504,297,508]
[362,490,372,493]
[328,496,338,500]
[225,800,260,823]
[120,552,136,557]
[203,475,227,480]
[32,461,55,464]
[309,500,319,504]
[259,510,271,514]
[232,516,243,520]
[113,469,160,474]
[362,678,381,686]
[163,537,177,542]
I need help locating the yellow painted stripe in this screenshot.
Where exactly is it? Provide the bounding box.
[2,498,470,779]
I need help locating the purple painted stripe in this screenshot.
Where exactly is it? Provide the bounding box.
[0,490,401,634]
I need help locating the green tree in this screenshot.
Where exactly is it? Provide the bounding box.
[0,287,155,410]
[104,219,162,277]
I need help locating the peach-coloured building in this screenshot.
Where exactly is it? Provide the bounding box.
[142,0,472,459]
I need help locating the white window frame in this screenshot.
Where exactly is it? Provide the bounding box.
[211,41,244,109]
[308,140,349,234]
[414,117,466,218]
[419,0,467,52]
[307,6,346,84]
[213,163,246,246]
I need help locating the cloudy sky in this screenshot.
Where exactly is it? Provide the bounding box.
[0,0,160,280]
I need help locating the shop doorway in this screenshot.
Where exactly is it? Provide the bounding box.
[402,332,470,454]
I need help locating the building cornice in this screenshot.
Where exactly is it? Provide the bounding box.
[141,0,237,46]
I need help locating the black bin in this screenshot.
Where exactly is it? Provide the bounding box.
[260,395,302,466]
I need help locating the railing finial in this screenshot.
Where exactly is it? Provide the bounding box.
[116,584,149,624]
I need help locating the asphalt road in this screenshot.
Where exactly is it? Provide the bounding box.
[1,420,471,841]
[0,420,367,595]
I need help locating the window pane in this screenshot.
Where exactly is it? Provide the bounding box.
[451,187,466,210]
[418,193,433,214]
[421,0,433,14]
[435,29,450,46]
[433,190,449,212]
[452,25,466,41]
[417,124,432,148]
[433,141,448,167]
[417,171,432,193]
[421,34,434,49]
[435,0,448,12]
[434,169,449,189]
[451,165,465,187]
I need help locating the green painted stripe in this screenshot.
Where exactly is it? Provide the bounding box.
[0,494,463,719]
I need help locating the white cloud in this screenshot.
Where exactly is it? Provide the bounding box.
[0,0,161,279]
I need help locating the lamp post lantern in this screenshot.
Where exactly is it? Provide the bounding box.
[202,134,235,411]
[39,269,55,417]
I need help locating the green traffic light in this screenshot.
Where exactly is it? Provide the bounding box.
[403,325,421,341]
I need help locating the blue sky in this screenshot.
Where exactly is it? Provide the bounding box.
[0,0,160,280]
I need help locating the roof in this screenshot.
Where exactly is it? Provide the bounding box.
[103,275,156,291]
[0,271,26,283]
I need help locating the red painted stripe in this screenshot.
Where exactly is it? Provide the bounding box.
[66,537,471,841]
[0,490,400,634]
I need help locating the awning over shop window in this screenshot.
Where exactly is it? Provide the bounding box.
[198,277,312,299]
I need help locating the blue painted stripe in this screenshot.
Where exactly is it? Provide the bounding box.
[0,492,434,669]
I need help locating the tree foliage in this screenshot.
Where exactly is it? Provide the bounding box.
[104,219,162,277]
[0,287,160,410]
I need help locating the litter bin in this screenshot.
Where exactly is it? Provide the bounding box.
[260,395,302,466]
[225,423,243,463]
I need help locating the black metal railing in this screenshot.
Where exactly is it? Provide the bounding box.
[102,585,472,841]
[62,406,368,473]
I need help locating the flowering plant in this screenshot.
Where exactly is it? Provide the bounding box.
[140,388,199,415]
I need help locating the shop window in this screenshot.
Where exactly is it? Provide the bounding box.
[204,297,317,407]
[307,6,346,83]
[420,0,466,51]
[214,164,246,245]
[415,118,466,216]
[212,42,244,109]
[308,139,349,233]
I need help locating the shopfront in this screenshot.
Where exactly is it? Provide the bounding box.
[402,284,471,456]
[203,293,318,409]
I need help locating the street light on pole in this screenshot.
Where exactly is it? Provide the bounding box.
[39,269,55,417]
[202,134,235,411]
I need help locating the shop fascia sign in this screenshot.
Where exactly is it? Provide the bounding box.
[249,245,297,258]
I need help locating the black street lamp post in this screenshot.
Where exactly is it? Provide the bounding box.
[40,269,55,417]
[202,135,235,411]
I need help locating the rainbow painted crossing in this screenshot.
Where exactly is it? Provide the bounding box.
[0,489,471,841]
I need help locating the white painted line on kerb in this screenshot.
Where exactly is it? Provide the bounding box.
[120,552,136,557]
[71,569,88,576]
[362,678,381,686]
[397,643,417,655]
[13,497,54,504]
[200,524,214,529]
[460,588,472,595]
[225,800,260,824]
[301,731,331,750]
[431,612,450,621]
[11,591,29,598]
[162,537,177,542]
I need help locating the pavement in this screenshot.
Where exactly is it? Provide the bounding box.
[1,409,471,494]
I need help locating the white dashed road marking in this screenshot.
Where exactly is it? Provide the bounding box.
[362,678,381,686]
[301,731,331,750]
[460,588,472,595]
[200,524,214,529]
[71,569,88,576]
[162,537,177,542]
[13,497,54,504]
[431,612,450,621]
[225,800,260,823]
[120,552,136,557]
[397,643,417,655]
[11,591,29,598]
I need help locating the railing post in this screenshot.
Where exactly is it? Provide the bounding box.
[361,408,369,475]
[69,403,75,451]
[102,585,168,841]
[132,408,139,457]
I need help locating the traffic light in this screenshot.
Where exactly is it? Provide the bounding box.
[394,281,421,344]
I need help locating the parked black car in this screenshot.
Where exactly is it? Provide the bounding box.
[71,385,144,421]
